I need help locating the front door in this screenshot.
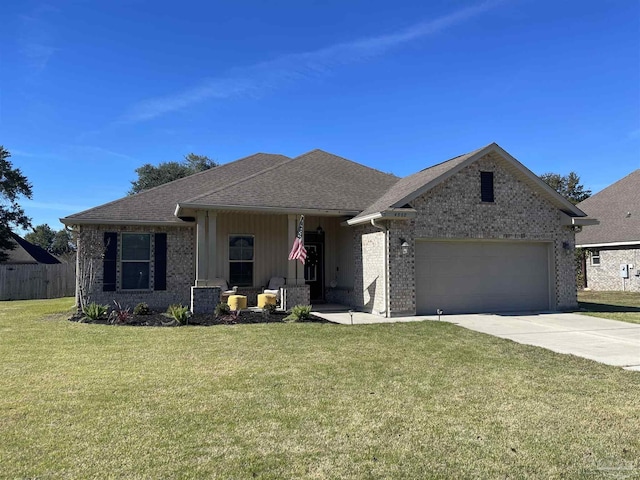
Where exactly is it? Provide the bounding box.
[304,235,324,302]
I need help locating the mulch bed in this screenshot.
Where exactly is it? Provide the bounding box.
[68,310,327,327]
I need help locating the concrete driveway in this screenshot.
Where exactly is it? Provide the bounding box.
[314,310,640,370]
[441,312,640,370]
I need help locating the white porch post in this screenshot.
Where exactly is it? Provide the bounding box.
[195,210,208,286]
[207,212,217,280]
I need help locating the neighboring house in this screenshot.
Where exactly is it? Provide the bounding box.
[576,170,640,292]
[61,143,593,315]
[2,233,61,265]
[0,234,75,301]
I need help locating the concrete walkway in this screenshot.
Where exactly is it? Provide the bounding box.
[312,310,640,370]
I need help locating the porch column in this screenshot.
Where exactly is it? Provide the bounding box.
[195,211,208,286]
[207,212,217,280]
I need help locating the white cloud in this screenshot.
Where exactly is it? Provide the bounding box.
[122,0,503,123]
[19,5,60,73]
[24,200,91,213]
[69,145,136,162]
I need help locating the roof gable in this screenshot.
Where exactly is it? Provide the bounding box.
[3,233,61,264]
[349,143,586,224]
[576,169,640,246]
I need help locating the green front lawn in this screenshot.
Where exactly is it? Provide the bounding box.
[578,290,640,324]
[1,298,638,478]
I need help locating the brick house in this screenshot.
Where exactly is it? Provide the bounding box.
[576,170,640,292]
[61,143,593,315]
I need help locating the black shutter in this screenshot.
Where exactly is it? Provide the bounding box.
[154,233,167,291]
[103,232,118,292]
[480,171,494,202]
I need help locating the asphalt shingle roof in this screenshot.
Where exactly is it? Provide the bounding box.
[183,149,398,212]
[62,150,397,223]
[576,169,640,245]
[62,143,583,226]
[63,153,291,223]
[7,233,61,264]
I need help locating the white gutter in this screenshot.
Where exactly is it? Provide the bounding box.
[571,217,599,226]
[576,241,640,248]
[370,218,391,318]
[60,218,194,227]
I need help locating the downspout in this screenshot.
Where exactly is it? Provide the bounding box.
[370,219,391,318]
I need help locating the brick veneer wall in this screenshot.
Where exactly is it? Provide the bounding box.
[191,286,221,314]
[358,152,577,316]
[352,226,387,314]
[281,285,310,310]
[586,247,640,292]
[76,224,195,311]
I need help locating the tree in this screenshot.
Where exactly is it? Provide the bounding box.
[51,229,75,257]
[539,171,591,205]
[129,153,217,195]
[25,224,55,250]
[0,146,33,262]
[25,223,75,257]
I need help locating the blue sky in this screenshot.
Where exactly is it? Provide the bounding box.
[2,0,638,232]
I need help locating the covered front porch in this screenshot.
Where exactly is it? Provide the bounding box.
[186,210,356,313]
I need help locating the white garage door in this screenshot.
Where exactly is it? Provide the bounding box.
[415,240,551,315]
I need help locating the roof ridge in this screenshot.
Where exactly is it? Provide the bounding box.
[292,149,399,179]
[65,152,289,219]
[413,143,495,175]
[183,154,295,204]
[583,168,640,201]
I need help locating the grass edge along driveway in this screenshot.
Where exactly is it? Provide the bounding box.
[577,290,640,325]
[1,297,638,479]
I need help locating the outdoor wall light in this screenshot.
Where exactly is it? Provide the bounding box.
[400,239,410,255]
[316,226,324,235]
[562,241,570,251]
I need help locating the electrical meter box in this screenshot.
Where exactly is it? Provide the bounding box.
[620,264,630,278]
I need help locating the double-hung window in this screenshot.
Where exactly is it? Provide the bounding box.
[229,235,254,287]
[121,233,151,290]
[591,250,601,266]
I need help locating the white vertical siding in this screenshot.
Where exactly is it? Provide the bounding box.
[214,213,354,289]
[216,213,289,287]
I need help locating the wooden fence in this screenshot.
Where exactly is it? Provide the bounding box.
[0,263,76,301]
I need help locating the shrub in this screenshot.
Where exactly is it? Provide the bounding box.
[167,304,191,325]
[133,302,151,315]
[284,304,312,322]
[109,300,131,324]
[215,302,231,317]
[262,303,277,315]
[82,302,109,321]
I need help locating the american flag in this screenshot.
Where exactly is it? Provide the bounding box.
[288,215,307,264]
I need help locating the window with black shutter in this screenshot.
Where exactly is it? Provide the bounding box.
[102,231,168,292]
[480,171,494,203]
[154,233,167,290]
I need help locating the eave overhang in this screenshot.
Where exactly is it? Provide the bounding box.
[559,213,599,227]
[60,218,194,227]
[175,203,360,217]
